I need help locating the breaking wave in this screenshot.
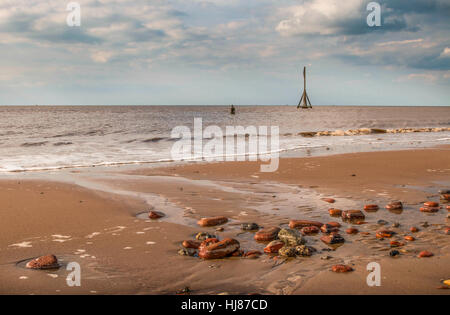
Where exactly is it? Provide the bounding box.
[295,127,450,138]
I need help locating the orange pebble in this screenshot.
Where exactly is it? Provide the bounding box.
[418,251,433,258]
[328,208,342,216]
[424,201,439,207]
[346,228,358,234]
[364,204,379,211]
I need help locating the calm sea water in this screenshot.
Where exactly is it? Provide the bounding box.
[0,106,449,172]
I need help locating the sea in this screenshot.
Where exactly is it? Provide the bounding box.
[0,105,449,172]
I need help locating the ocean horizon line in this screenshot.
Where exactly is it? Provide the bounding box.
[0,104,449,107]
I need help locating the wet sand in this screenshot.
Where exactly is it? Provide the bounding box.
[0,147,449,294]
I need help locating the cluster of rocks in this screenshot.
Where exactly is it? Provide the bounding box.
[176,191,449,267]
[259,228,316,258]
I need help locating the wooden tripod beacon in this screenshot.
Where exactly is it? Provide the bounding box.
[297,66,312,109]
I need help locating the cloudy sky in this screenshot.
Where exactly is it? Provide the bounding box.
[0,0,449,105]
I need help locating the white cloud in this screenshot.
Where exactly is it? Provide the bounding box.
[439,47,450,58]
[276,0,363,36]
[377,39,423,47]
[397,73,438,83]
[91,51,114,63]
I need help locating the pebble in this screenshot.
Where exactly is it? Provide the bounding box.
[199,238,240,259]
[264,240,284,253]
[341,210,365,221]
[295,245,316,257]
[178,248,196,256]
[377,219,389,225]
[391,222,400,228]
[254,227,281,242]
[420,206,439,213]
[331,265,353,273]
[418,251,433,258]
[389,250,400,257]
[26,255,59,269]
[301,226,320,235]
[197,216,228,227]
[198,238,219,251]
[327,221,341,228]
[390,241,404,247]
[182,240,201,249]
[321,255,332,260]
[243,250,262,259]
[445,227,450,235]
[321,234,345,245]
[278,246,297,257]
[376,230,396,239]
[289,220,323,229]
[385,201,403,210]
[410,227,419,233]
[320,224,339,234]
[278,228,305,246]
[148,211,165,219]
[216,227,224,232]
[322,198,335,203]
[364,204,379,211]
[176,287,191,295]
[346,228,359,234]
[230,250,244,257]
[195,232,216,241]
[437,286,450,290]
[241,223,259,231]
[328,208,342,216]
[404,235,415,241]
[424,201,439,207]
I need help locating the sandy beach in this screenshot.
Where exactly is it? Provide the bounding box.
[0,147,449,295]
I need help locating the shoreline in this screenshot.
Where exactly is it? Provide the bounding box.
[0,147,449,294]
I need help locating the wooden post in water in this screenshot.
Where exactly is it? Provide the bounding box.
[297,66,312,109]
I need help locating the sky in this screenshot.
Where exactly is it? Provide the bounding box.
[0,0,449,106]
